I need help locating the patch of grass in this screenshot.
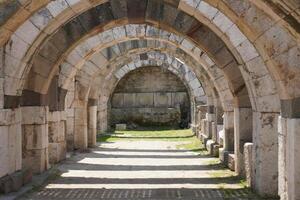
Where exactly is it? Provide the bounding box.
[175,136,208,155]
[209,170,236,178]
[204,158,221,165]
[112,127,193,138]
[239,179,248,188]
[97,127,195,142]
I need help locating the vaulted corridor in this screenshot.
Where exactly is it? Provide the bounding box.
[0,0,299,199]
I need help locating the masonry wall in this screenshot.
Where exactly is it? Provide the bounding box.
[110,66,190,127]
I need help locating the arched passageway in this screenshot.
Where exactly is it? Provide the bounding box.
[0,0,299,199]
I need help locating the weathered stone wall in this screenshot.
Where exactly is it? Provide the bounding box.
[110,66,190,127]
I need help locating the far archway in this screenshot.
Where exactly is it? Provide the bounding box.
[108,65,195,130]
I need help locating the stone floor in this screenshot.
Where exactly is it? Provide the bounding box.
[19,140,267,200]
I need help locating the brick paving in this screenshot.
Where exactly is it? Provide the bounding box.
[19,141,268,200]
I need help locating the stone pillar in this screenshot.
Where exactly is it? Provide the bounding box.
[234,107,252,177]
[88,99,97,147]
[0,109,22,178]
[21,106,49,174]
[48,111,67,164]
[219,111,234,164]
[244,143,253,188]
[253,112,279,197]
[74,103,88,150]
[97,95,108,133]
[278,116,287,200]
[197,105,207,136]
[278,117,300,200]
[66,108,75,151]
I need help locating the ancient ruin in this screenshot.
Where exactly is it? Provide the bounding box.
[0,0,299,199]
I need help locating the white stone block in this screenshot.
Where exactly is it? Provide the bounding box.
[23,123,48,150]
[15,20,41,45]
[181,39,195,51]
[116,124,126,131]
[5,34,29,60]
[21,106,48,125]
[212,12,233,33]
[196,1,218,20]
[113,26,126,40]
[100,30,114,43]
[225,24,247,47]
[89,52,108,67]
[236,40,259,63]
[46,0,70,17]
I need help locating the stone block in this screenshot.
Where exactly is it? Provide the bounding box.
[48,111,61,122]
[0,109,21,126]
[22,168,32,185]
[0,168,32,194]
[22,148,49,174]
[278,117,287,200]
[0,126,9,178]
[74,108,87,126]
[74,125,88,150]
[212,12,233,33]
[253,112,279,196]
[48,120,66,143]
[21,106,48,125]
[196,1,218,20]
[136,93,154,107]
[225,24,247,47]
[219,148,229,165]
[154,92,171,107]
[66,134,74,152]
[204,120,212,138]
[244,143,253,188]
[49,142,66,164]
[212,144,220,157]
[8,123,22,174]
[112,93,124,107]
[228,153,235,171]
[116,124,126,131]
[0,175,13,194]
[10,171,23,192]
[286,118,300,200]
[234,107,252,177]
[123,93,136,107]
[22,124,48,150]
[206,139,215,155]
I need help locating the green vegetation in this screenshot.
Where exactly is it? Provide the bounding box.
[175,136,208,155]
[97,127,195,142]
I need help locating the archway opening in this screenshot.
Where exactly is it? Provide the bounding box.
[109,66,192,130]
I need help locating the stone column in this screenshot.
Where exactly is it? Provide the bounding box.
[197,105,207,136]
[48,111,67,164]
[66,108,75,151]
[0,109,22,178]
[97,95,108,133]
[21,106,49,174]
[253,112,279,197]
[88,99,97,147]
[234,107,252,177]
[206,105,218,155]
[220,111,234,164]
[204,107,214,140]
[278,116,300,200]
[74,102,88,150]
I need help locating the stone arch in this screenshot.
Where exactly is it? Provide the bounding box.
[0,0,299,198]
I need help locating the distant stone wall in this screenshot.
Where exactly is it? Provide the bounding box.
[110,66,190,127]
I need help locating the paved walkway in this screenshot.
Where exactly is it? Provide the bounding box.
[19,140,265,200]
